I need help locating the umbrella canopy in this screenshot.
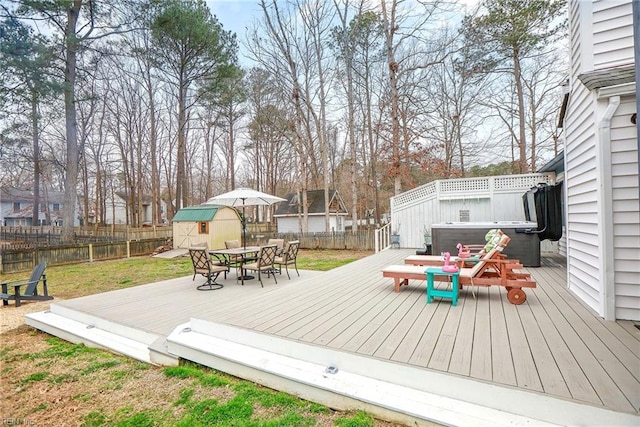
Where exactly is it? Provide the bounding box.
[204,187,286,207]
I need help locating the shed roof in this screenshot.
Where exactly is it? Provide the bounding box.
[173,205,225,222]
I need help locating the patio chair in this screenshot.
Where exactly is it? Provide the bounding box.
[1,261,53,307]
[242,244,278,287]
[188,246,228,291]
[267,238,285,256]
[224,239,245,272]
[274,240,300,279]
[382,241,536,304]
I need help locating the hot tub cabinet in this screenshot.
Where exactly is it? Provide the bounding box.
[431,221,540,267]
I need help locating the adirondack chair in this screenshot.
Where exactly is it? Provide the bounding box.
[1,262,53,307]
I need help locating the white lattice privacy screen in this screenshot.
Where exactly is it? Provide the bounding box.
[389,173,555,248]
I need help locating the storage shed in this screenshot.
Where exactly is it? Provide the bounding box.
[172,205,241,250]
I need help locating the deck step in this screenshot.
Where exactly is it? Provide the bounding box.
[168,319,561,427]
[25,309,177,366]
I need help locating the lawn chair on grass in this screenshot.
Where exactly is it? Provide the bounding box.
[1,261,53,307]
[189,246,228,291]
[382,242,536,304]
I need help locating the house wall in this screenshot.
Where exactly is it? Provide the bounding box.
[276,216,343,233]
[610,96,639,320]
[565,0,638,320]
[104,195,128,225]
[593,0,635,69]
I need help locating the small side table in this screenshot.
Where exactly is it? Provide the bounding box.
[425,267,460,306]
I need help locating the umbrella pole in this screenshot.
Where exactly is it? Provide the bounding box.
[242,201,247,250]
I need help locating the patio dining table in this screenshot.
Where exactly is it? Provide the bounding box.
[209,246,260,285]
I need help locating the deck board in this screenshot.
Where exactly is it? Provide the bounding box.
[46,250,640,418]
[448,291,476,376]
[469,287,492,381]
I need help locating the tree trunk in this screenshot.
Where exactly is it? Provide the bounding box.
[176,82,187,211]
[61,1,82,241]
[31,92,40,226]
[381,0,402,196]
[513,48,527,173]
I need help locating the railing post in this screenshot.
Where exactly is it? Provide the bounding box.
[127,240,130,258]
[89,243,93,262]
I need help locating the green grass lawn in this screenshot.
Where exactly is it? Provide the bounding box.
[0,249,373,300]
[1,249,404,427]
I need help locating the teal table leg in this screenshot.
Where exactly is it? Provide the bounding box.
[451,274,459,306]
[426,272,434,303]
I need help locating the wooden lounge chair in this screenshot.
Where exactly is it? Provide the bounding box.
[1,261,53,307]
[382,243,536,304]
[274,240,300,279]
[189,246,228,290]
[405,234,510,266]
[242,244,279,287]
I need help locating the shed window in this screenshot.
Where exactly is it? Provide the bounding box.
[198,222,209,234]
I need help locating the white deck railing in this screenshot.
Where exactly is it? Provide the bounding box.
[374,223,392,253]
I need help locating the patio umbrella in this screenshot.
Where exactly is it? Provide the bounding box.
[204,188,286,249]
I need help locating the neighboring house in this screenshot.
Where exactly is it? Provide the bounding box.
[0,187,78,226]
[561,0,638,320]
[103,191,167,225]
[172,205,241,249]
[274,190,349,233]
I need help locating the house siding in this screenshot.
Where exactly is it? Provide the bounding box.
[592,0,635,69]
[564,0,600,313]
[565,0,638,320]
[610,97,639,320]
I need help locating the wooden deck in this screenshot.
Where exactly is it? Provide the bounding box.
[27,249,639,425]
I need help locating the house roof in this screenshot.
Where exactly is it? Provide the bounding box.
[172,205,225,222]
[538,150,564,174]
[0,187,66,203]
[115,191,153,205]
[274,190,348,216]
[578,64,635,91]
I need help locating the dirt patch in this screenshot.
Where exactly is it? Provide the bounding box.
[0,300,55,335]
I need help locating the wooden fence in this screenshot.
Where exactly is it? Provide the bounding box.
[0,226,380,274]
[0,225,173,245]
[0,238,167,274]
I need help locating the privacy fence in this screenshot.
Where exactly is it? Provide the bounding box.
[0,226,377,273]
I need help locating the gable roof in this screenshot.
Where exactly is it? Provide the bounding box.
[274,190,348,216]
[173,205,224,222]
[115,191,154,205]
[1,187,66,203]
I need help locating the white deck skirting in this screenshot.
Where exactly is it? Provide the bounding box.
[166,319,636,427]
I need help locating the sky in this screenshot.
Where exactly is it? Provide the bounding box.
[206,0,480,66]
[207,1,262,41]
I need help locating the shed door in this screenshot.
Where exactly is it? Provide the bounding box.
[178,222,198,248]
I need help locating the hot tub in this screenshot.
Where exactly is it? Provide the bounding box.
[431,221,540,267]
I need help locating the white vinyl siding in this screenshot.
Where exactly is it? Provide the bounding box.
[592,1,634,69]
[565,0,601,312]
[564,0,638,320]
[610,97,639,320]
